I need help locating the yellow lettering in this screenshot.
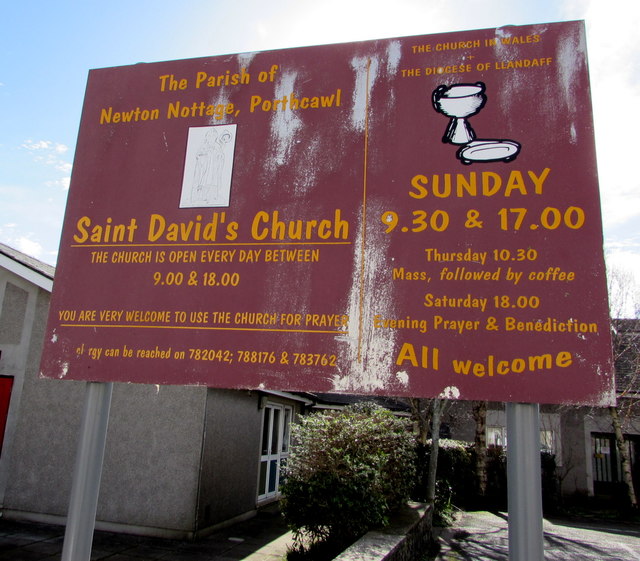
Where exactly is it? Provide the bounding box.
[395,342,419,367]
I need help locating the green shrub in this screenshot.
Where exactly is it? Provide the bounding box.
[280,402,416,553]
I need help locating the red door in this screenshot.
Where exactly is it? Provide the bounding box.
[0,377,13,455]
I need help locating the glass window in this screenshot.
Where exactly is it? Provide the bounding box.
[282,408,292,454]
[540,430,555,453]
[486,426,555,454]
[271,409,280,454]
[261,408,271,456]
[259,461,267,496]
[258,402,293,502]
[487,426,506,448]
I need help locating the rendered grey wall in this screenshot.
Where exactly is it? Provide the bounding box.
[3,287,83,516]
[1,264,271,536]
[5,338,209,534]
[558,407,590,497]
[3,375,84,516]
[1,262,298,536]
[1,263,211,534]
[196,388,263,528]
[98,384,207,532]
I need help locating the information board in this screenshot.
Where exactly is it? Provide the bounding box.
[41,20,615,405]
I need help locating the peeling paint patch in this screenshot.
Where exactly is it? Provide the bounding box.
[440,386,460,400]
[332,211,396,393]
[386,41,402,75]
[50,331,57,343]
[569,123,577,145]
[601,386,617,406]
[267,70,303,170]
[237,52,256,68]
[588,378,617,406]
[493,26,511,54]
[208,89,234,125]
[58,362,69,379]
[350,56,379,132]
[293,135,322,195]
[396,371,409,386]
[556,27,585,144]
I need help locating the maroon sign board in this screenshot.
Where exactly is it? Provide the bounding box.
[41,20,615,406]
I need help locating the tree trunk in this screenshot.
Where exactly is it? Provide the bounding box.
[409,397,430,445]
[609,405,638,509]
[472,400,488,498]
[426,399,445,527]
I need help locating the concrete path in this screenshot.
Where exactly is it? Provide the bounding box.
[5,508,640,560]
[0,508,293,560]
[433,511,640,560]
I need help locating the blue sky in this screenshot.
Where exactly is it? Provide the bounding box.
[2,0,640,299]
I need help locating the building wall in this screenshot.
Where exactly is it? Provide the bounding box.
[441,401,475,442]
[196,388,263,530]
[0,262,301,538]
[195,390,303,532]
[0,267,52,510]
[554,407,589,496]
[97,384,208,534]
[0,262,248,536]
[5,342,210,536]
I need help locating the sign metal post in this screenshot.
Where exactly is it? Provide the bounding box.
[61,381,113,561]
[507,402,544,561]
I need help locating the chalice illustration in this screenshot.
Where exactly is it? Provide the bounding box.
[432,82,487,145]
[432,81,521,164]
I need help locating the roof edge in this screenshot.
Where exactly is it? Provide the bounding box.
[0,243,55,292]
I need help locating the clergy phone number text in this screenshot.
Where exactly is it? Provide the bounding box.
[188,348,337,366]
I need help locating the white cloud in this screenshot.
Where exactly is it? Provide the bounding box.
[55,161,72,174]
[15,237,44,259]
[252,0,452,49]
[0,213,52,261]
[577,1,640,229]
[0,229,44,259]
[0,181,66,264]
[21,139,68,153]
[20,139,72,188]
[45,177,71,190]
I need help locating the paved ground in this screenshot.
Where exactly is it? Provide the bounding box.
[433,510,640,560]
[0,507,293,560]
[3,509,640,560]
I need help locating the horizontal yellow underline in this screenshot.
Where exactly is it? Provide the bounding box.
[71,241,352,248]
[60,323,348,335]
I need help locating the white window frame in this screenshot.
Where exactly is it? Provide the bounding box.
[486,410,561,464]
[257,402,292,503]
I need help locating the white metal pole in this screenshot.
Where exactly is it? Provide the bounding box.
[61,381,113,561]
[506,402,544,561]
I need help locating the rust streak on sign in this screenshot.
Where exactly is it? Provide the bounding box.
[358,58,373,364]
